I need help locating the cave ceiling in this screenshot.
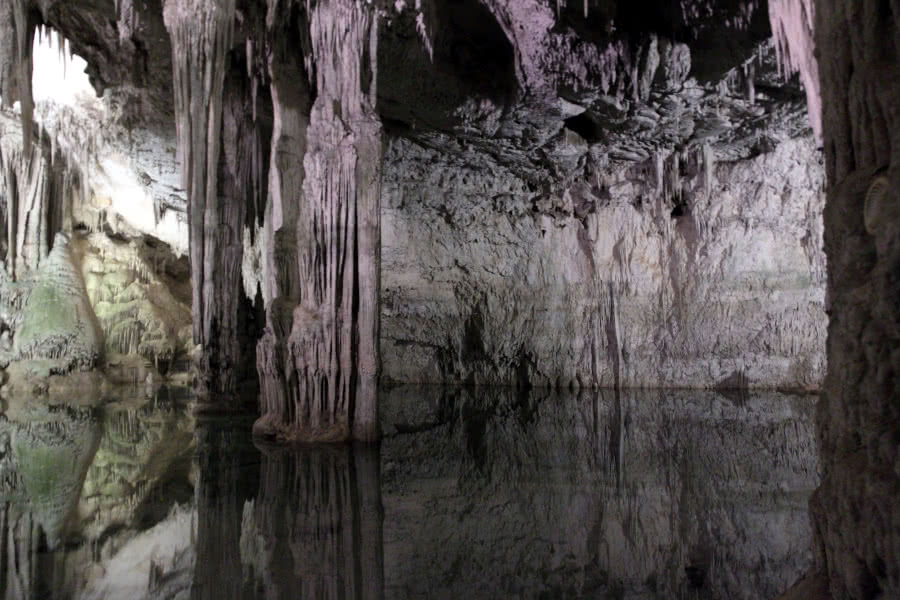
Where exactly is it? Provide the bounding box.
[4,0,812,188]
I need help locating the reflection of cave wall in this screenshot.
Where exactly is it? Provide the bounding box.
[0,392,195,600]
[379,386,818,599]
[0,403,101,599]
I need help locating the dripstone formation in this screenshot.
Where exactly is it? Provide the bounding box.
[0,1,896,596]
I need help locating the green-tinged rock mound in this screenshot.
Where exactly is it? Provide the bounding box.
[14,232,103,371]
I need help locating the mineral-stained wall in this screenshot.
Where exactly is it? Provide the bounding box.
[807,1,900,598]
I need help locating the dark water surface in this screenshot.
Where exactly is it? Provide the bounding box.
[0,386,817,599]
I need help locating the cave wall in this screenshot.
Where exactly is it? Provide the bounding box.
[381,133,826,390]
[811,0,900,598]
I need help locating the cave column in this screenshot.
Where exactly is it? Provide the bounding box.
[255,0,382,442]
[812,0,900,598]
[164,0,246,396]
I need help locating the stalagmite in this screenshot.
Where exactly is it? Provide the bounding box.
[254,0,383,442]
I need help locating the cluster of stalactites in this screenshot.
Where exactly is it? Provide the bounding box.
[768,0,821,142]
[0,112,85,280]
[163,0,236,343]
[307,0,380,121]
[163,0,236,197]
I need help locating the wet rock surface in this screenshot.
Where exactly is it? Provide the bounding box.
[0,385,818,599]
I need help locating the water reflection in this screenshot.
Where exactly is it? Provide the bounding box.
[0,386,817,599]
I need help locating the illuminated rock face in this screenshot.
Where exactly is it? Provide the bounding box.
[381,133,825,390]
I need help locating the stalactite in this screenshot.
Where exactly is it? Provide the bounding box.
[0,113,82,280]
[163,0,237,394]
[768,0,821,142]
[0,0,36,155]
[114,0,140,42]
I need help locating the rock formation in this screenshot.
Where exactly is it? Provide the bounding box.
[0,1,832,442]
[2,4,898,596]
[13,231,102,370]
[252,0,383,442]
[808,1,900,598]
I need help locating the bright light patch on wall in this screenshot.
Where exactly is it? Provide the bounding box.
[32,28,99,107]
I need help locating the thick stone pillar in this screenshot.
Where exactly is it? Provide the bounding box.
[164,0,243,396]
[254,0,382,442]
[812,1,900,598]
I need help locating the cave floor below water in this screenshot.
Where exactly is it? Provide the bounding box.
[0,385,818,600]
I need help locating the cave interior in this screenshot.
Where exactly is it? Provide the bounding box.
[0,0,896,598]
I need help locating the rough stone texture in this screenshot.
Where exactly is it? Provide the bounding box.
[13,232,102,370]
[808,1,900,598]
[78,232,191,369]
[381,133,826,389]
[253,0,383,442]
[35,90,188,257]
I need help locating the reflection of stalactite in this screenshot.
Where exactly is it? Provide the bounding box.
[240,443,383,600]
[0,506,38,600]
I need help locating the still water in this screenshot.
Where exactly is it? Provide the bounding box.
[0,386,817,600]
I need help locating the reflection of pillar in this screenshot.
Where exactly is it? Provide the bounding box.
[191,417,259,600]
[0,507,38,600]
[241,443,383,600]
